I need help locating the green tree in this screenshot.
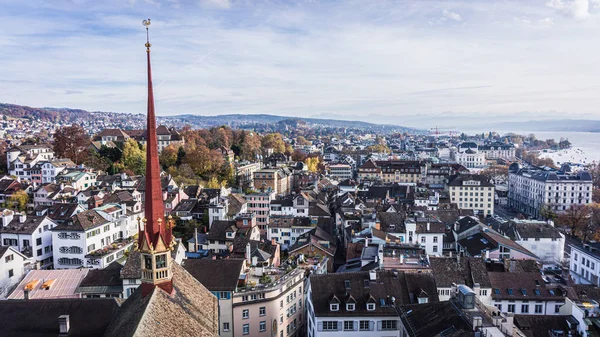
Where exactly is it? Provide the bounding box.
[6,190,28,212]
[121,138,146,175]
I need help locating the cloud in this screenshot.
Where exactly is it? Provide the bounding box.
[547,0,590,19]
[443,9,463,22]
[1,0,600,121]
[198,0,231,9]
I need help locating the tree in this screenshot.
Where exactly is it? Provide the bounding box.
[176,146,186,167]
[480,165,509,184]
[121,138,146,175]
[53,125,90,164]
[291,149,307,162]
[304,157,320,173]
[5,190,28,212]
[84,150,111,172]
[296,136,311,146]
[206,176,221,189]
[539,203,557,221]
[159,144,178,169]
[557,204,591,238]
[262,133,286,154]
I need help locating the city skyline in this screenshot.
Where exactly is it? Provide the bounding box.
[1,0,600,122]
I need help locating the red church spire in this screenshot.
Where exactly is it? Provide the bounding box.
[138,19,175,297]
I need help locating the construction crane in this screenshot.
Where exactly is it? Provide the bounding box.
[429,126,459,137]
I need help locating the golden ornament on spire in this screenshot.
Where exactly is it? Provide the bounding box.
[142,19,151,50]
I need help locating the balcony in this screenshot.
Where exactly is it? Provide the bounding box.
[85,237,134,258]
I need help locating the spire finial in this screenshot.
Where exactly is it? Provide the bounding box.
[142,19,151,50]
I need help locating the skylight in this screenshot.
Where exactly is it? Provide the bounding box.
[507,289,514,295]
[521,289,527,296]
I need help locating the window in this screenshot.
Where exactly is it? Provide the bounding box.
[330,303,339,311]
[433,236,438,243]
[155,254,167,269]
[344,321,354,331]
[260,307,266,316]
[421,236,426,243]
[222,323,230,332]
[260,321,266,332]
[323,321,338,331]
[495,304,502,311]
[381,320,397,330]
[507,288,514,295]
[243,324,249,335]
[433,245,438,253]
[347,303,355,311]
[144,255,152,269]
[535,304,543,313]
[521,289,527,296]
[8,269,14,278]
[219,291,229,299]
[494,288,500,295]
[36,238,42,245]
[367,303,375,311]
[359,321,370,331]
[555,304,562,313]
[37,249,42,256]
[508,304,515,313]
[521,304,529,313]
[5,254,14,263]
[480,289,488,296]
[242,309,249,319]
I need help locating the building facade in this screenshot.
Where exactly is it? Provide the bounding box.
[448,174,495,216]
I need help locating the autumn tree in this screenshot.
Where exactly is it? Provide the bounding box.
[304,157,320,173]
[262,133,286,154]
[296,136,311,146]
[557,204,591,238]
[121,138,146,175]
[159,144,178,169]
[53,125,90,164]
[5,190,28,212]
[291,149,307,162]
[480,165,509,184]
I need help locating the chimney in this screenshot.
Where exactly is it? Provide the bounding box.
[271,238,277,246]
[58,315,70,336]
[194,227,199,253]
[24,289,29,300]
[369,270,377,281]
[426,222,430,231]
[246,242,251,263]
[484,249,490,260]
[19,213,26,223]
[399,254,404,264]
[509,260,516,272]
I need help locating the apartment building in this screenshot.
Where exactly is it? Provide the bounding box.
[508,167,593,218]
[253,168,291,196]
[448,174,495,216]
[306,270,438,337]
[328,164,352,181]
[184,259,305,337]
[51,203,141,269]
[569,242,600,286]
[0,213,57,269]
[247,191,276,232]
[479,142,516,159]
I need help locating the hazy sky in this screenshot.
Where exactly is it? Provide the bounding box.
[1,0,600,123]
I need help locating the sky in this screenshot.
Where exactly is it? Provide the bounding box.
[1,0,600,124]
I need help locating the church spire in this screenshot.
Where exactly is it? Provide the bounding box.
[138,19,175,297]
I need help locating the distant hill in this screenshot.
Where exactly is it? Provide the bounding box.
[484,119,600,133]
[0,103,418,133]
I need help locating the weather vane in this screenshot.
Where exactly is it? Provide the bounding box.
[142,18,151,50]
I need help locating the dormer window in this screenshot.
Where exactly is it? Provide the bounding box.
[367,303,375,311]
[347,303,355,311]
[330,303,339,311]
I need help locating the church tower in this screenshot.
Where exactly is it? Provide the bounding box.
[137,19,176,297]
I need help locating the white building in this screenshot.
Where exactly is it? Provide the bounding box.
[328,164,352,181]
[307,270,438,337]
[0,245,30,298]
[479,142,516,159]
[569,243,600,286]
[494,219,565,265]
[378,214,445,256]
[7,145,55,181]
[452,143,486,169]
[267,216,316,249]
[0,213,57,269]
[508,167,593,218]
[51,202,141,269]
[448,174,495,216]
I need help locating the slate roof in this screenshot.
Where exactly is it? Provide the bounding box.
[448,174,494,187]
[488,272,564,300]
[206,220,237,241]
[457,233,496,256]
[514,315,572,337]
[103,263,219,337]
[309,270,438,317]
[120,250,141,279]
[182,259,244,291]
[493,221,563,240]
[454,216,482,234]
[0,298,120,337]
[398,301,472,337]
[76,263,123,295]
[429,256,491,288]
[309,203,331,217]
[54,210,108,231]
[45,203,81,223]
[227,194,246,217]
[377,212,406,233]
[1,215,50,235]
